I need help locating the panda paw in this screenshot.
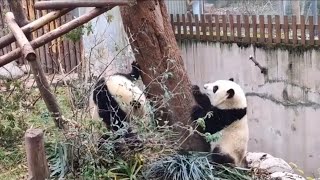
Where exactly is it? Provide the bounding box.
[130,100,142,109]
[191,85,201,95]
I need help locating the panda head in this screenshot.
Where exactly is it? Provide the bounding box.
[203,78,246,109]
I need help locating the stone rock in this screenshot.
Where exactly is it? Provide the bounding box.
[270,172,306,180]
[246,152,294,173]
[19,64,31,74]
[0,62,25,80]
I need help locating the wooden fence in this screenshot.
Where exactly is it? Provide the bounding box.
[0,0,83,74]
[170,13,320,47]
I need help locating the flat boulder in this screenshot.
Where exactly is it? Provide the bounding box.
[0,62,25,80]
[246,152,293,173]
[270,172,306,180]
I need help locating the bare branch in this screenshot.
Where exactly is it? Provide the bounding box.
[249,55,268,75]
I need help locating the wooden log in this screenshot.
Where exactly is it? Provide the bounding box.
[259,15,265,43]
[6,11,65,129]
[177,14,181,40]
[200,14,206,40]
[292,16,297,45]
[283,16,289,44]
[187,13,193,39]
[35,0,130,10]
[25,128,49,180]
[215,15,220,40]
[300,15,306,45]
[244,15,250,43]
[236,15,241,40]
[222,15,227,41]
[208,14,213,41]
[309,16,314,45]
[252,15,257,43]
[275,15,281,44]
[195,14,200,40]
[0,7,113,67]
[6,12,36,60]
[229,15,234,41]
[267,15,272,43]
[0,8,73,50]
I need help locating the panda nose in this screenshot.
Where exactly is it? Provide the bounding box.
[204,85,208,89]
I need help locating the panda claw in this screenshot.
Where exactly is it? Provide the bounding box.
[130,100,141,109]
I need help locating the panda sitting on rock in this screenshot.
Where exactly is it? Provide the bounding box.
[191,78,249,167]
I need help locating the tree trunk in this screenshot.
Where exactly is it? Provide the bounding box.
[120,0,209,151]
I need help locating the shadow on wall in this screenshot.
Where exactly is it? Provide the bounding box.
[179,40,320,177]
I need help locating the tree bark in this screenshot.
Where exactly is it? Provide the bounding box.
[120,0,209,151]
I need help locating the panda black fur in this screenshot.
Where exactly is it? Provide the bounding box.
[89,61,147,131]
[191,78,249,167]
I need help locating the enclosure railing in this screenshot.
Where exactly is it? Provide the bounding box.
[170,14,320,46]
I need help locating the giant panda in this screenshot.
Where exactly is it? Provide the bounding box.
[191,78,249,167]
[89,61,148,132]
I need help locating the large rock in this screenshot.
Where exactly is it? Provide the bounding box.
[0,62,25,80]
[19,64,31,74]
[246,152,294,173]
[270,172,306,180]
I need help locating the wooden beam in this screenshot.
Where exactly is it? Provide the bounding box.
[25,128,49,180]
[6,12,36,60]
[0,7,113,67]
[6,12,66,129]
[0,8,73,49]
[34,0,131,10]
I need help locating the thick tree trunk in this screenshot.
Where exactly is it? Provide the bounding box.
[120,0,209,151]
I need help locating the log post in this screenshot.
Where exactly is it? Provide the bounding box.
[5,11,65,129]
[25,128,49,180]
[0,8,73,49]
[34,0,131,9]
[0,7,117,67]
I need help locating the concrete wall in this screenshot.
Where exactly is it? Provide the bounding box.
[180,41,320,177]
[79,7,134,77]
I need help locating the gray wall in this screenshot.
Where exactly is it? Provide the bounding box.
[180,41,320,177]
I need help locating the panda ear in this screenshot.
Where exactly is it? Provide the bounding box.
[227,89,235,99]
[229,78,234,82]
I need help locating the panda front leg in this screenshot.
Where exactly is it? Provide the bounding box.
[191,85,212,121]
[191,85,212,108]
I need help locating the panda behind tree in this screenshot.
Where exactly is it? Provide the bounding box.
[89,61,149,132]
[191,78,249,167]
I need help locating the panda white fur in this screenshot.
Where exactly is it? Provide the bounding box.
[89,61,147,131]
[191,78,249,167]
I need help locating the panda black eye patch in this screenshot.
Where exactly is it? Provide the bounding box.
[227,89,235,99]
[213,86,218,93]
